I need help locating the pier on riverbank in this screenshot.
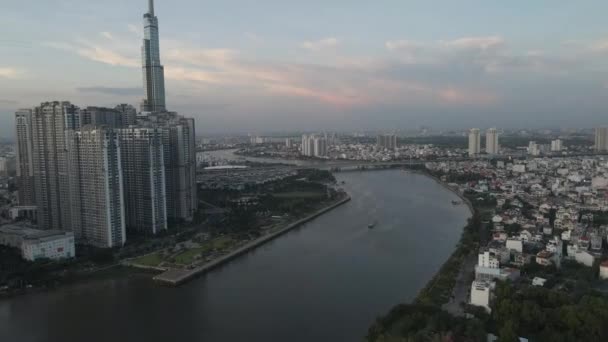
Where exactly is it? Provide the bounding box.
[153,195,351,286]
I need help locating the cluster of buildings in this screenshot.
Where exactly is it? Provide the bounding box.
[301,134,328,158]
[426,155,608,312]
[3,0,196,256]
[376,134,398,151]
[197,167,297,191]
[468,128,499,156]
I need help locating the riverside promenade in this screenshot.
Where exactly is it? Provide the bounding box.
[153,195,351,286]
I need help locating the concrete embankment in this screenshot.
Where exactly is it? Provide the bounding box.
[153,196,351,286]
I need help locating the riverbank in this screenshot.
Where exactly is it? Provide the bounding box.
[152,195,351,286]
[367,170,480,341]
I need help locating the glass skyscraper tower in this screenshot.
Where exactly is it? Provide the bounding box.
[141,0,166,112]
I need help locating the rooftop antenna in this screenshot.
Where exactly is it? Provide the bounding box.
[148,0,155,15]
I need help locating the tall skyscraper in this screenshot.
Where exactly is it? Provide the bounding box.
[313,136,328,157]
[31,101,78,232]
[301,135,314,157]
[485,128,499,155]
[67,127,126,248]
[119,127,167,234]
[141,0,166,112]
[468,128,481,156]
[15,109,36,206]
[595,127,608,152]
[377,134,397,150]
[138,112,197,222]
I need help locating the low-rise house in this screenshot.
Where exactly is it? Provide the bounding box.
[512,252,532,267]
[506,238,523,253]
[536,251,555,267]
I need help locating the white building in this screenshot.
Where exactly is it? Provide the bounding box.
[506,238,523,253]
[301,135,328,157]
[551,139,563,152]
[479,250,499,268]
[470,281,492,312]
[528,141,540,156]
[595,127,608,152]
[532,277,547,287]
[0,224,75,261]
[468,128,481,157]
[485,128,499,154]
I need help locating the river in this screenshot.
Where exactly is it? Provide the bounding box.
[0,170,471,342]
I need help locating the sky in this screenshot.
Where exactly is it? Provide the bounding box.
[2,0,608,136]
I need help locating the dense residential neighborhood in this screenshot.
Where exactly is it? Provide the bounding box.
[426,156,608,315]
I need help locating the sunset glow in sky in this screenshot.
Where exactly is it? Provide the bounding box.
[2,0,608,134]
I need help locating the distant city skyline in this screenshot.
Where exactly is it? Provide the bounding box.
[3,1,608,136]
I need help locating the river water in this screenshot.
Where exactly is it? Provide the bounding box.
[0,170,470,342]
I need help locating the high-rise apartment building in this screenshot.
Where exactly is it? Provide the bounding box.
[138,112,197,222]
[31,101,78,232]
[15,109,36,205]
[377,134,397,150]
[468,128,481,156]
[551,139,563,152]
[485,128,499,155]
[67,128,126,247]
[141,0,166,112]
[115,104,138,126]
[119,127,167,234]
[80,107,123,128]
[313,137,328,157]
[595,127,608,152]
[528,141,540,156]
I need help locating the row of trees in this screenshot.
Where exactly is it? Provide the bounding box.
[488,282,608,341]
[367,304,486,342]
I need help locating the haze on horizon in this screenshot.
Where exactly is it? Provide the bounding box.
[2,0,608,137]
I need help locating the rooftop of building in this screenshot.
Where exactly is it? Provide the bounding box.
[0,223,73,242]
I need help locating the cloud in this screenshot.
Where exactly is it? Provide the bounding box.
[0,99,18,105]
[127,24,142,37]
[385,40,422,51]
[44,41,139,67]
[101,32,113,40]
[77,86,142,96]
[244,32,262,42]
[441,36,504,51]
[0,67,24,79]
[590,39,608,52]
[300,37,339,51]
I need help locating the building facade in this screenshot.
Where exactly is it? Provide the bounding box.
[119,127,168,234]
[595,127,608,152]
[15,109,36,205]
[31,101,78,232]
[377,134,397,150]
[0,224,75,261]
[115,104,138,126]
[468,128,481,156]
[67,127,126,248]
[551,139,563,152]
[485,128,499,154]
